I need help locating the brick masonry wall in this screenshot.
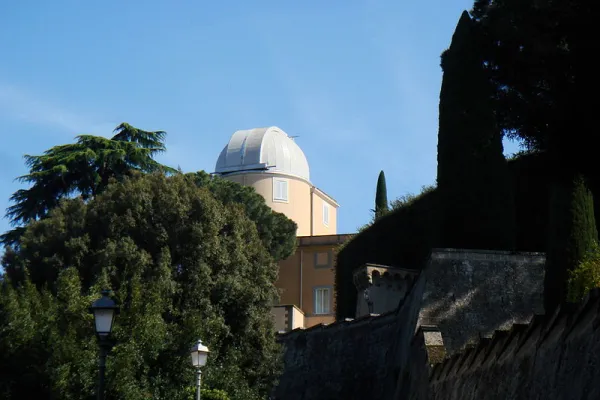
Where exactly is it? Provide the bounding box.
[419,248,545,354]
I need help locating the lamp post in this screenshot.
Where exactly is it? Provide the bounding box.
[89,289,119,400]
[190,339,210,400]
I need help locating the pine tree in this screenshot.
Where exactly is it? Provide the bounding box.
[375,170,389,220]
[545,174,598,311]
[1,123,177,247]
[436,10,515,250]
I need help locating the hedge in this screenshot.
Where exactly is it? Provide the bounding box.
[334,151,558,320]
[335,188,439,319]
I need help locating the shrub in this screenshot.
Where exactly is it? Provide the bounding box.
[546,174,598,310]
[567,242,600,303]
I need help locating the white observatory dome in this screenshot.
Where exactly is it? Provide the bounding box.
[214,126,310,181]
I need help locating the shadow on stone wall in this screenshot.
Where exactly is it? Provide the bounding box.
[273,270,427,400]
[419,249,546,354]
[429,288,600,400]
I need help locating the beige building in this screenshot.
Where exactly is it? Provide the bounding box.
[276,234,352,328]
[214,126,350,329]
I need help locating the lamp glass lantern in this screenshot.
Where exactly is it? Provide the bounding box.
[190,339,210,369]
[89,290,119,338]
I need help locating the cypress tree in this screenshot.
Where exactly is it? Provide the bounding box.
[436,10,515,250]
[375,170,389,220]
[545,174,598,311]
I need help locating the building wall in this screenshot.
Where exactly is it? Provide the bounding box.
[277,252,301,308]
[300,245,336,325]
[223,172,313,236]
[276,234,352,328]
[222,172,337,236]
[271,306,287,332]
[304,314,334,327]
[276,245,337,327]
[311,189,338,236]
[289,305,305,330]
[272,305,305,333]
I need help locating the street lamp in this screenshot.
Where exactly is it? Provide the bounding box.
[190,339,210,400]
[90,289,119,400]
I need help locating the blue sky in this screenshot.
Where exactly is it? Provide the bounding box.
[0,0,520,237]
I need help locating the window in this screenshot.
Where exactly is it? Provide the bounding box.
[273,178,289,202]
[314,287,332,315]
[314,251,332,268]
[323,203,330,226]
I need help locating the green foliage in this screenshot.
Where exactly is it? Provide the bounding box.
[389,185,436,211]
[471,0,600,309]
[1,123,177,247]
[567,242,600,303]
[545,174,598,311]
[0,269,97,399]
[183,387,231,400]
[566,176,598,264]
[437,10,515,251]
[0,278,54,398]
[186,171,297,261]
[202,388,231,400]
[356,185,436,235]
[374,171,389,220]
[471,0,595,170]
[335,186,439,319]
[0,173,282,400]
